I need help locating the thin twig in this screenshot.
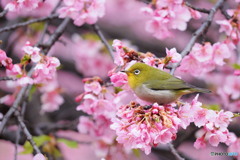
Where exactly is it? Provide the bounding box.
[220,5,232,20]
[168,143,185,160]
[14,126,20,160]
[0,9,8,18]
[170,0,226,74]
[185,2,210,14]
[0,77,17,81]
[14,101,27,160]
[138,0,151,4]
[37,0,62,45]
[15,111,41,154]
[38,23,49,45]
[0,84,29,134]
[0,13,58,34]
[41,18,71,53]
[0,18,70,134]
[92,24,115,60]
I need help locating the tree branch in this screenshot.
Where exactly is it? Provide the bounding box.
[14,101,27,160]
[170,0,226,74]
[220,5,232,20]
[92,24,115,60]
[185,2,210,14]
[15,110,41,154]
[41,18,71,53]
[14,126,20,160]
[0,18,70,134]
[0,13,58,34]
[0,9,8,18]
[168,143,185,160]
[0,77,17,81]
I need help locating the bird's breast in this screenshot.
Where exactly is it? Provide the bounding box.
[134,84,180,104]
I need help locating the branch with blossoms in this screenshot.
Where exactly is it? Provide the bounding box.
[0,14,58,34]
[0,1,70,158]
[170,0,226,74]
[0,0,240,160]
[75,0,240,159]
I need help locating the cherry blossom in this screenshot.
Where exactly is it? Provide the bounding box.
[4,0,41,12]
[165,48,182,63]
[234,69,240,76]
[141,0,200,39]
[22,41,41,63]
[112,39,125,66]
[76,77,116,118]
[70,35,114,78]
[58,0,106,26]
[212,42,231,66]
[33,153,46,160]
[32,56,60,84]
[111,102,182,154]
[228,139,240,159]
[222,76,240,100]
[6,64,22,76]
[17,76,33,86]
[0,94,15,106]
[78,115,115,144]
[109,72,128,87]
[40,90,64,113]
[191,43,213,62]
[0,49,12,69]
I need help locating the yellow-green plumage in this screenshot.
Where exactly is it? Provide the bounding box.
[125,63,210,104]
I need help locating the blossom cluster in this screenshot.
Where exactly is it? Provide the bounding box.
[1,0,58,19]
[58,0,106,26]
[112,39,181,68]
[70,34,114,78]
[228,138,240,159]
[178,41,233,77]
[215,75,240,113]
[75,39,238,156]
[111,95,236,154]
[76,77,117,157]
[4,0,42,12]
[141,0,201,39]
[179,96,236,149]
[0,41,63,112]
[216,7,240,45]
[111,102,180,154]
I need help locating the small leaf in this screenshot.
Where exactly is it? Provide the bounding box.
[57,138,78,148]
[20,54,31,65]
[202,104,220,111]
[114,87,123,94]
[233,113,240,118]
[53,147,62,158]
[82,33,100,41]
[28,85,37,101]
[20,141,33,154]
[132,149,141,158]
[33,135,51,147]
[233,64,240,69]
[29,22,45,31]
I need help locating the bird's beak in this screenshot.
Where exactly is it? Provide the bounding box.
[121,70,130,75]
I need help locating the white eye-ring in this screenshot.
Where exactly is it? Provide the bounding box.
[134,69,140,75]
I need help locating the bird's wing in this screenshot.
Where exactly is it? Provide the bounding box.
[144,77,192,90]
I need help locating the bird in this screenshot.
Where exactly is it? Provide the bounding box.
[123,62,210,104]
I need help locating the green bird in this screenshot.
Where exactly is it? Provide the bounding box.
[124,62,210,104]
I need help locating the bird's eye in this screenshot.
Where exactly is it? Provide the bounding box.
[134,69,140,75]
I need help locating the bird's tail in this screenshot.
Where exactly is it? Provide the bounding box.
[191,87,211,93]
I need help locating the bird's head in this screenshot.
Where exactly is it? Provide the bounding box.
[122,63,151,89]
